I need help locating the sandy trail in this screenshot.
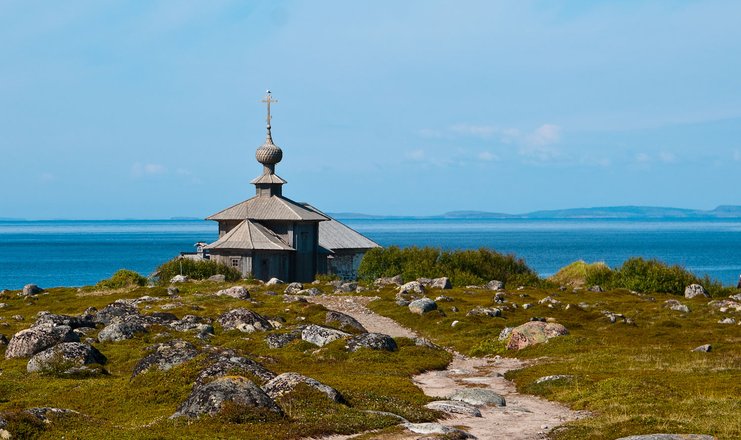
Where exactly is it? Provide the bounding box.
[307,295,586,440]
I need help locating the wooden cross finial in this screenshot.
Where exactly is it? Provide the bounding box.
[261,90,278,129]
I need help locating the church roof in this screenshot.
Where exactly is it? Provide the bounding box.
[250,173,287,185]
[206,195,329,222]
[302,204,381,250]
[204,219,294,251]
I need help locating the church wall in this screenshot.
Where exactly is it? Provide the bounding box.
[328,250,367,280]
[292,222,318,282]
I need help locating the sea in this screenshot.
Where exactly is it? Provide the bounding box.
[1,218,740,290]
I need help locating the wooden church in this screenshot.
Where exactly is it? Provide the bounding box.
[203,92,379,282]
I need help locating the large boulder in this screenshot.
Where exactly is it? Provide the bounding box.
[449,388,506,407]
[97,317,148,342]
[27,342,107,374]
[345,333,397,352]
[425,400,482,417]
[665,299,690,313]
[262,372,346,404]
[5,324,79,359]
[467,306,501,317]
[408,298,437,315]
[131,339,199,378]
[22,284,43,296]
[170,275,188,283]
[429,277,452,290]
[94,301,140,325]
[218,308,273,333]
[485,280,504,291]
[169,315,214,336]
[208,274,226,282]
[266,331,301,349]
[171,376,282,419]
[215,286,250,300]
[399,281,424,295]
[33,312,96,329]
[265,277,283,286]
[301,324,350,347]
[684,284,709,299]
[196,353,276,386]
[325,311,367,333]
[374,275,402,287]
[506,321,569,350]
[284,282,304,294]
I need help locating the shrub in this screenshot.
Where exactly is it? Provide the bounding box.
[614,257,699,295]
[155,258,241,285]
[549,261,614,288]
[95,269,147,289]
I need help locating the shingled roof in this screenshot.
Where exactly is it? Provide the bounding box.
[206,195,328,222]
[204,219,294,251]
[302,204,380,250]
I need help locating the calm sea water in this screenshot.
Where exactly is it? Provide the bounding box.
[1,219,740,290]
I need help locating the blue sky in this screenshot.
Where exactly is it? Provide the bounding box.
[1,0,740,219]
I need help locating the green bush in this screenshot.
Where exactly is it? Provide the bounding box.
[358,246,540,287]
[615,257,698,295]
[95,269,147,289]
[155,258,241,285]
[549,261,615,288]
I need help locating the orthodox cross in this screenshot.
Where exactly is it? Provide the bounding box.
[261,90,277,129]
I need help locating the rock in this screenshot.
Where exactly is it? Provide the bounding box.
[403,422,475,438]
[5,324,79,359]
[33,312,95,329]
[718,317,736,324]
[345,333,397,352]
[664,299,690,313]
[523,303,533,309]
[325,311,367,333]
[408,298,437,315]
[534,374,573,384]
[614,435,715,440]
[494,292,506,303]
[466,306,501,317]
[451,320,459,327]
[262,372,346,404]
[170,275,189,283]
[301,324,350,347]
[97,317,148,342]
[22,407,79,423]
[283,282,304,294]
[684,284,709,299]
[506,321,569,350]
[131,339,199,378]
[11,315,24,321]
[425,400,482,417]
[498,327,513,341]
[265,277,283,286]
[435,295,453,302]
[588,285,604,293]
[283,295,308,303]
[94,301,140,325]
[169,315,210,332]
[395,299,410,307]
[297,287,322,296]
[374,275,403,287]
[208,274,226,282]
[22,284,43,296]
[145,312,179,325]
[429,277,452,289]
[538,296,560,305]
[196,353,276,385]
[266,331,301,349]
[334,282,358,293]
[0,334,8,346]
[171,376,282,419]
[485,280,504,291]
[692,344,712,352]
[399,281,425,295]
[167,287,179,296]
[218,308,273,333]
[414,337,439,349]
[449,388,506,407]
[26,342,106,374]
[215,286,250,300]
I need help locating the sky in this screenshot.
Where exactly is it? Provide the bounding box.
[1,0,741,219]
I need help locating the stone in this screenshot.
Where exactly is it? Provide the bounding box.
[215,286,250,300]
[395,299,410,307]
[538,296,560,305]
[169,315,210,332]
[297,287,322,296]
[408,298,437,315]
[170,275,189,283]
[684,284,709,299]
[718,317,736,324]
[0,334,8,346]
[485,280,504,291]
[207,274,226,282]
[262,372,346,404]
[22,284,43,296]
[301,324,350,347]
[11,315,23,321]
[692,344,712,352]
[218,308,273,333]
[283,282,304,294]
[5,324,79,359]
[345,333,397,352]
[97,317,148,342]
[283,295,308,303]
[399,281,425,295]
[498,327,513,341]
[425,400,482,417]
[466,306,501,317]
[665,299,690,313]
[335,282,357,293]
[33,312,95,329]
[403,422,475,438]
[374,275,403,287]
[494,292,506,303]
[435,295,453,302]
[506,321,569,350]
[145,312,179,325]
[588,285,604,293]
[414,337,439,349]
[614,435,715,440]
[523,303,533,309]
[325,311,367,333]
[265,277,283,286]
[167,287,179,296]
[534,374,573,384]
[22,407,79,423]
[27,342,107,374]
[171,376,282,419]
[429,277,452,289]
[449,388,506,407]
[131,339,199,378]
[266,331,301,349]
[94,301,140,325]
[196,353,276,386]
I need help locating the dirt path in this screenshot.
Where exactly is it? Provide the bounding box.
[308,295,586,440]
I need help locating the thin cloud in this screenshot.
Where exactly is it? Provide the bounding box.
[478,151,499,161]
[131,162,167,177]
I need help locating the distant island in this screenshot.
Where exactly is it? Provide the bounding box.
[329,205,741,220]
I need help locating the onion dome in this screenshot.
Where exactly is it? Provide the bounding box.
[256,132,283,166]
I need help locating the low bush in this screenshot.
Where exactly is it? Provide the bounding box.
[95,269,147,289]
[155,258,241,284]
[614,257,699,295]
[549,261,614,288]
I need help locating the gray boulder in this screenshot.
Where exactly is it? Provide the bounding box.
[467,306,501,317]
[588,285,604,293]
[215,286,250,300]
[167,287,179,296]
[196,353,276,386]
[5,324,79,359]
[265,277,283,286]
[534,374,573,384]
[262,372,346,404]
[208,274,226,282]
[171,376,282,419]
[345,333,397,352]
[94,301,140,325]
[0,333,8,347]
[169,315,211,332]
[33,312,95,329]
[430,277,452,290]
[498,327,513,341]
[614,435,715,440]
[27,342,106,374]
[218,308,273,333]
[449,388,506,407]
[266,331,301,349]
[403,422,475,438]
[284,282,304,294]
[170,275,188,283]
[665,299,690,313]
[692,344,712,353]
[297,287,322,296]
[301,324,350,347]
[506,321,569,350]
[374,275,403,287]
[399,281,424,295]
[97,317,148,342]
[22,284,43,296]
[684,284,709,299]
[326,311,367,333]
[132,339,199,378]
[408,298,437,315]
[485,280,504,291]
[425,400,482,417]
[20,407,79,423]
